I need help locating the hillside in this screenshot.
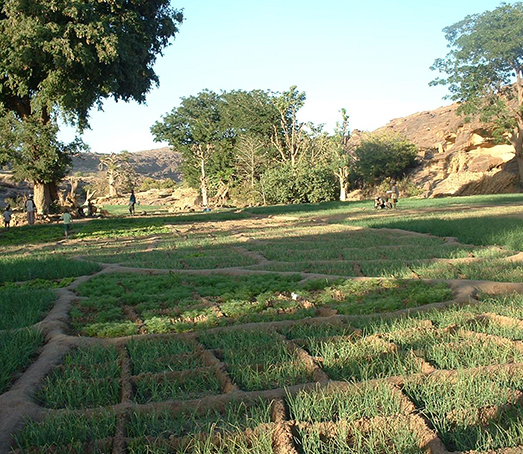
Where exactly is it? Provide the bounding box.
[71,147,183,181]
[374,103,520,197]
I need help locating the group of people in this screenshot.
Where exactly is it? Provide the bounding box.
[2,195,36,228]
[374,181,400,210]
[2,194,73,237]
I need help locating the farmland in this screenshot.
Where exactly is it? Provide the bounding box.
[1,194,523,453]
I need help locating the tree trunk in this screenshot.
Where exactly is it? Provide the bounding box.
[511,125,523,185]
[339,184,348,202]
[517,154,523,185]
[200,158,208,207]
[33,182,52,214]
[108,171,118,197]
[337,167,350,202]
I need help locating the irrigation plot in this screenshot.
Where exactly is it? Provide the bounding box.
[3,196,523,453]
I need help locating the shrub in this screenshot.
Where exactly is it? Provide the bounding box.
[138,178,178,192]
[261,163,337,205]
[353,132,418,185]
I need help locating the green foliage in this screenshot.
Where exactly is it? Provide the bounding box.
[261,163,338,204]
[0,0,183,129]
[0,254,100,283]
[430,2,523,179]
[0,287,55,329]
[0,113,81,184]
[0,329,43,394]
[14,412,116,451]
[138,177,178,192]
[353,132,418,185]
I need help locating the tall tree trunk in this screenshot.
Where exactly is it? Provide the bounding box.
[339,184,348,202]
[108,170,118,197]
[33,181,52,214]
[511,125,523,185]
[200,158,208,207]
[337,167,350,202]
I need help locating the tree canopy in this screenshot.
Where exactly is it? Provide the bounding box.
[430,2,523,181]
[0,0,183,212]
[0,0,183,128]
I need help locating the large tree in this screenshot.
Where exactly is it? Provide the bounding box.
[430,2,523,182]
[0,0,183,212]
[330,108,353,201]
[151,90,224,206]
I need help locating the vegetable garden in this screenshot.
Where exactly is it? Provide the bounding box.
[2,194,523,453]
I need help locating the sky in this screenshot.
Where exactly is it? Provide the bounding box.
[60,0,516,154]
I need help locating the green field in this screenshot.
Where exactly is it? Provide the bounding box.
[3,193,523,453]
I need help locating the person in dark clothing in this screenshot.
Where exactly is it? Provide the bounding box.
[129,190,136,215]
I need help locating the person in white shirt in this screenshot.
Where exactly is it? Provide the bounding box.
[25,195,36,225]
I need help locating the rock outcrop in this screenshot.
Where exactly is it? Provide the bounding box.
[375,103,520,197]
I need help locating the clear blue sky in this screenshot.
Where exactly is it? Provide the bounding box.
[60,0,515,154]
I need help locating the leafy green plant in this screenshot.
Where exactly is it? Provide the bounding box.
[134,369,222,403]
[36,345,121,409]
[287,382,408,422]
[0,287,55,329]
[0,328,43,394]
[128,337,203,374]
[13,411,116,450]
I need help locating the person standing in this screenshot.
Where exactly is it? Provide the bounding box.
[25,195,36,225]
[3,203,12,228]
[129,190,136,215]
[61,210,72,238]
[391,180,399,209]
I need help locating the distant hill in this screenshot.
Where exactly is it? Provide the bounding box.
[71,147,183,181]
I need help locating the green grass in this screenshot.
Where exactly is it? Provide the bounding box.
[351,210,523,251]
[0,328,43,394]
[133,369,222,403]
[306,335,424,381]
[199,330,313,391]
[35,345,121,409]
[13,411,116,451]
[127,398,272,438]
[287,382,408,422]
[0,287,55,329]
[0,255,100,283]
[127,428,274,454]
[128,337,203,374]
[295,416,424,454]
[403,371,523,451]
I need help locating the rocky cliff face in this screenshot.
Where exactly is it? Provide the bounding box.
[375,103,520,197]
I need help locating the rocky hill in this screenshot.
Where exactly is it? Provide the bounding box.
[71,147,182,181]
[374,103,520,197]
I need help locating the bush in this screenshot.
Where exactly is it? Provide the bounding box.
[138,178,178,192]
[353,132,418,185]
[261,163,338,205]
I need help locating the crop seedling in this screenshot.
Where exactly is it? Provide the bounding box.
[127,398,272,439]
[0,287,55,330]
[403,371,523,451]
[13,411,116,451]
[295,416,423,454]
[287,381,409,422]
[36,345,121,409]
[133,369,222,404]
[127,337,203,374]
[0,329,43,394]
[307,335,424,381]
[127,428,274,454]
